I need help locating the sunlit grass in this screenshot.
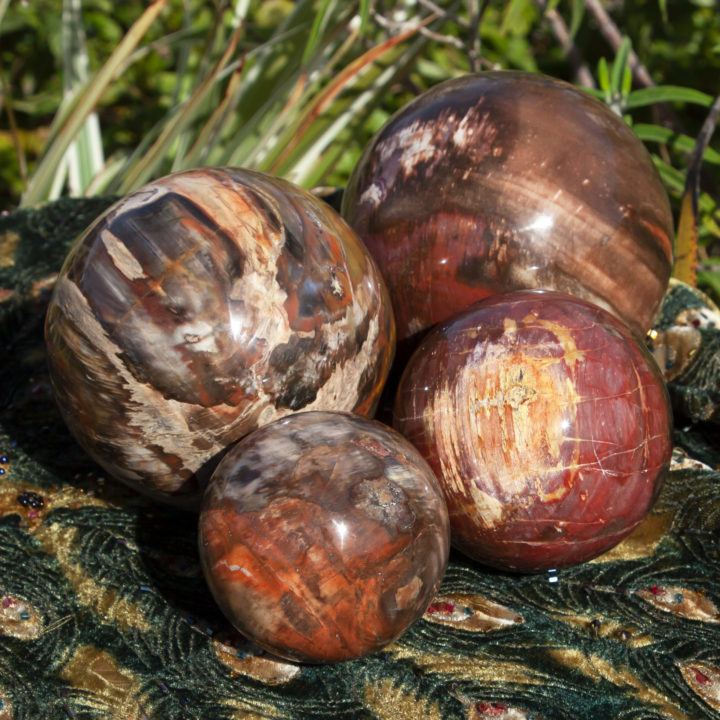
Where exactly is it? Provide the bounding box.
[1,0,719,299]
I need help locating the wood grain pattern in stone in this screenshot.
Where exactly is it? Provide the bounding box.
[343,71,674,341]
[44,168,395,508]
[394,290,673,572]
[198,410,450,663]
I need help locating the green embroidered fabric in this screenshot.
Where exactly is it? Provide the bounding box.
[1,199,719,720]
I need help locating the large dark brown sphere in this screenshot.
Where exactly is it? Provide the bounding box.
[198,411,450,663]
[45,168,395,508]
[343,71,674,341]
[394,291,673,572]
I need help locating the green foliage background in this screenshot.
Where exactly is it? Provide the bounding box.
[1,0,720,297]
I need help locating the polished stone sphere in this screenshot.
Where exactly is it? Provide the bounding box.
[45,168,395,508]
[198,410,450,663]
[394,291,673,572]
[343,71,674,341]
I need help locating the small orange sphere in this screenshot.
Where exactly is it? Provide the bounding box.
[199,411,450,663]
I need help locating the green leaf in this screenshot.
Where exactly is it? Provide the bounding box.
[626,86,714,109]
[597,57,610,94]
[653,157,687,191]
[581,87,606,101]
[633,124,720,164]
[499,0,536,37]
[568,0,585,39]
[610,36,631,97]
[653,157,720,216]
[621,64,633,97]
[697,268,720,301]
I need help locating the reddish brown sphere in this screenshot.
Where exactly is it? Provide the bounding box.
[198,411,450,663]
[45,168,395,508]
[394,291,673,572]
[343,71,674,341]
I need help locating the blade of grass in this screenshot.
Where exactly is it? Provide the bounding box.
[21,0,169,207]
[168,0,250,172]
[279,25,433,186]
[223,71,313,168]
[243,23,359,170]
[62,0,105,196]
[230,0,252,29]
[169,1,225,173]
[117,20,244,194]
[267,14,437,175]
[302,0,336,65]
[224,0,332,123]
[183,63,245,167]
[358,0,371,36]
[83,153,128,197]
[217,0,348,168]
[224,19,354,169]
[65,114,104,197]
[120,26,209,72]
[285,36,428,187]
[49,158,68,200]
[105,18,311,184]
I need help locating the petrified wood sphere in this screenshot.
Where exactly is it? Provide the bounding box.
[394,291,673,572]
[198,411,450,663]
[343,71,674,340]
[45,168,395,508]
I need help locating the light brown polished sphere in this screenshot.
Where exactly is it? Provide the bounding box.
[343,71,674,341]
[45,168,395,508]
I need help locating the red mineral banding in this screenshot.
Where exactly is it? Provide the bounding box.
[394,290,673,572]
[343,71,674,341]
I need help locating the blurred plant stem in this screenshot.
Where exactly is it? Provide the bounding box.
[61,0,105,198]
